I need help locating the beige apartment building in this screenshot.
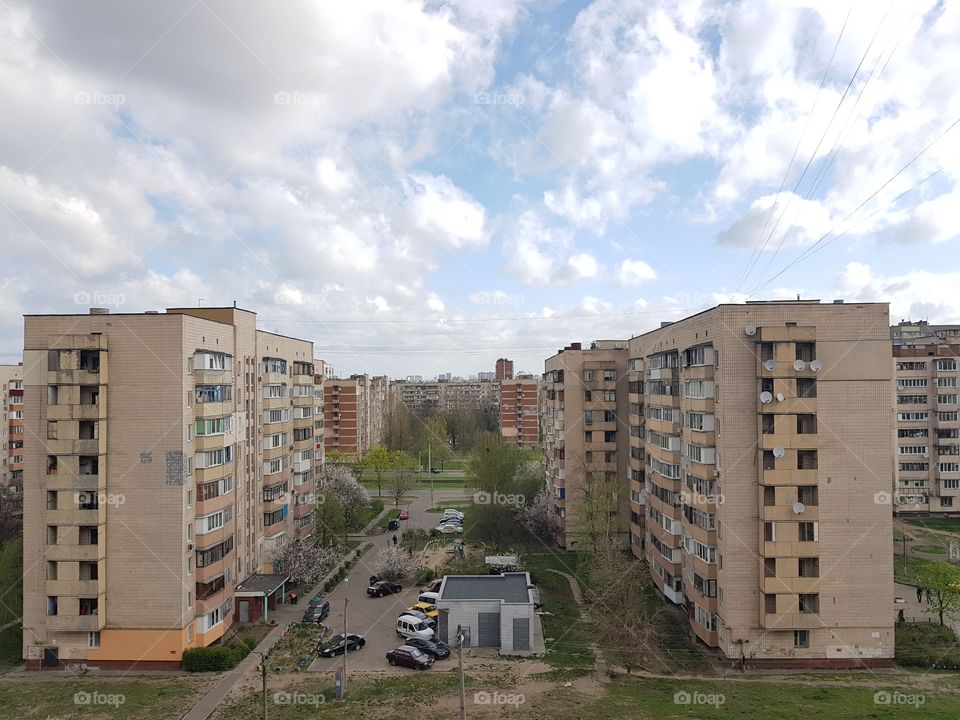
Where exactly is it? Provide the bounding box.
[542,341,630,549]
[891,321,960,515]
[392,379,500,416]
[1,364,24,514]
[21,306,324,669]
[323,374,389,457]
[545,301,895,666]
[499,378,540,449]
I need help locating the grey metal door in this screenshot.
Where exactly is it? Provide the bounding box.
[512,618,530,651]
[437,610,448,644]
[239,600,249,623]
[477,612,500,647]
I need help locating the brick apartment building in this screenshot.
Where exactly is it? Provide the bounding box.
[323,374,390,457]
[0,364,23,515]
[499,378,540,449]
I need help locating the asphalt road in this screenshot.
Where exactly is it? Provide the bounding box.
[309,487,471,673]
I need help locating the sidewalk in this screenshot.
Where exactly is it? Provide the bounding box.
[894,582,960,636]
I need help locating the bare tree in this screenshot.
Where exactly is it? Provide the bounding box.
[388,450,418,507]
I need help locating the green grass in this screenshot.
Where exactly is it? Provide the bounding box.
[425,500,475,513]
[534,563,595,677]
[357,498,385,528]
[905,518,960,533]
[912,544,948,554]
[376,509,401,530]
[0,676,212,719]
[893,554,936,585]
[897,621,960,669]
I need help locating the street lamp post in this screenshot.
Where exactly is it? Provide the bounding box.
[342,578,349,694]
[456,625,466,720]
[253,651,268,720]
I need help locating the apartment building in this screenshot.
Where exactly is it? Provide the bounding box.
[542,341,630,549]
[496,358,514,381]
[623,301,893,666]
[0,364,24,515]
[392,379,500,416]
[21,306,324,669]
[891,320,960,515]
[499,378,540,449]
[323,374,389,457]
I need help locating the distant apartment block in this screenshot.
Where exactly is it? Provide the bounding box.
[21,306,324,669]
[323,374,389,456]
[542,341,630,548]
[544,302,895,666]
[392,379,500,416]
[0,363,24,515]
[496,358,514,381]
[499,378,540,449]
[892,320,960,515]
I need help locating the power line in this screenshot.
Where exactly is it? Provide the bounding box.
[265,307,703,325]
[734,0,855,293]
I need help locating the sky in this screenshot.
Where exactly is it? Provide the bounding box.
[1,0,959,378]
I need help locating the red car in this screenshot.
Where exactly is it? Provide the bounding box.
[421,578,442,593]
[399,510,410,520]
[386,645,434,670]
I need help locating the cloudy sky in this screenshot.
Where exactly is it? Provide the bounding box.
[2,0,959,377]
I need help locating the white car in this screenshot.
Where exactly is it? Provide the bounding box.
[442,509,464,519]
[397,615,435,640]
[435,523,463,534]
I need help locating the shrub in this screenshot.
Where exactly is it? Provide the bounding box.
[896,622,960,668]
[182,640,254,672]
[415,568,436,584]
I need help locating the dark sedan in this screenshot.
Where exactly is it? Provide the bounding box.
[386,645,434,669]
[317,633,366,657]
[302,601,330,623]
[404,637,450,659]
[367,580,403,597]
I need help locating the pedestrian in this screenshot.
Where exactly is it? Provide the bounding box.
[898,609,905,624]
[392,534,398,546]
[926,588,933,604]
[917,585,924,603]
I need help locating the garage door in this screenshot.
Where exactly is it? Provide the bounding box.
[512,618,530,651]
[477,612,501,647]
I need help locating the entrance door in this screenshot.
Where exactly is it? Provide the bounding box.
[477,612,501,647]
[239,600,249,623]
[43,647,59,668]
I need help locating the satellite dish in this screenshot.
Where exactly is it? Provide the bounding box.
[793,359,806,371]
[793,502,806,515]
[760,391,773,404]
[745,324,757,336]
[776,392,785,402]
[773,446,785,458]
[763,359,776,371]
[897,384,905,391]
[810,360,822,371]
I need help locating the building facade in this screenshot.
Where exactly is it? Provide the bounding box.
[542,341,630,549]
[499,378,540,449]
[21,307,324,669]
[892,321,960,515]
[630,302,894,665]
[392,379,500,416]
[496,358,514,381]
[323,374,389,457]
[0,364,24,515]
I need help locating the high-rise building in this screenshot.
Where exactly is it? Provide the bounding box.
[545,301,895,666]
[891,320,960,515]
[21,306,324,669]
[542,341,630,549]
[496,358,514,381]
[323,374,390,457]
[499,378,540,449]
[0,363,24,516]
[392,379,500,416]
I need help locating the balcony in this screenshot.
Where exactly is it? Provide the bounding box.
[47,403,107,421]
[762,540,820,558]
[761,612,820,630]
[46,543,105,562]
[761,576,821,595]
[47,612,105,632]
[760,504,819,522]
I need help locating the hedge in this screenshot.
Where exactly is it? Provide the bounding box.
[182,638,256,672]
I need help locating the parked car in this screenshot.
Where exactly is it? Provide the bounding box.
[406,602,439,619]
[387,518,401,531]
[435,524,463,534]
[307,593,326,607]
[398,510,410,520]
[422,578,442,594]
[386,644,435,669]
[442,509,464,519]
[302,601,330,623]
[438,518,462,526]
[317,633,366,657]
[430,468,441,474]
[418,591,440,605]
[404,637,450,659]
[367,580,403,597]
[396,614,435,640]
[399,609,437,628]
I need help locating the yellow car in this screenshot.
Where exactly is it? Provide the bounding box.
[407,602,440,620]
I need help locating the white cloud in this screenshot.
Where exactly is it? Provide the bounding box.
[833,262,960,324]
[403,173,487,248]
[615,259,657,287]
[501,210,601,286]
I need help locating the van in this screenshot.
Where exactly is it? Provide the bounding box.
[418,591,440,606]
[396,615,435,641]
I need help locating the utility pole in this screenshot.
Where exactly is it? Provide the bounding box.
[429,442,434,509]
[342,580,349,694]
[253,651,268,720]
[457,625,466,720]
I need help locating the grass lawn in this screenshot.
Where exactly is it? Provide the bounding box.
[893,554,936,585]
[905,517,960,534]
[425,499,475,513]
[532,559,596,678]
[0,676,213,719]
[912,544,948,554]
[357,498,385,528]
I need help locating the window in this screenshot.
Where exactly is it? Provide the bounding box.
[47,596,58,616]
[764,594,777,614]
[603,369,616,381]
[897,361,926,370]
[760,342,774,362]
[761,414,775,434]
[938,394,958,405]
[899,378,928,388]
[763,486,776,506]
[263,358,288,374]
[195,385,232,403]
[47,421,58,439]
[794,630,809,648]
[899,428,929,438]
[795,342,816,362]
[899,446,928,455]
[797,450,818,470]
[196,416,231,436]
[797,378,817,398]
[942,497,954,508]
[899,412,930,421]
[798,594,819,613]
[263,384,287,399]
[796,414,817,434]
[935,359,958,371]
[195,352,232,371]
[264,506,288,526]
[900,462,929,472]
[684,346,710,366]
[798,558,820,577]
[196,537,234,567]
[764,558,776,577]
[764,522,775,541]
[799,522,818,542]
[798,486,818,506]
[195,446,234,469]
[683,380,713,399]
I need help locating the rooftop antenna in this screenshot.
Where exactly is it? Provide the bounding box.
[198,298,206,307]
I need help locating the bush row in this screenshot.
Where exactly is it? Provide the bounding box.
[182,636,257,672]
